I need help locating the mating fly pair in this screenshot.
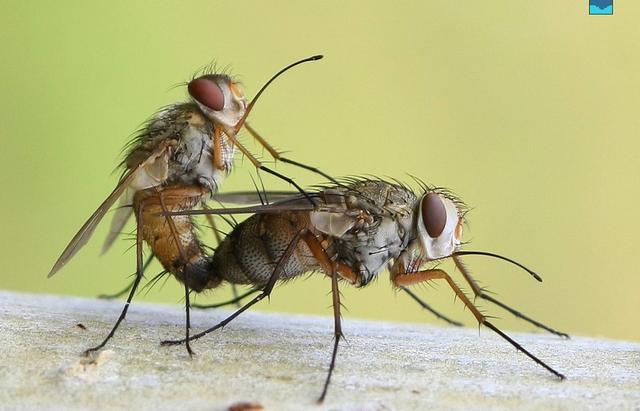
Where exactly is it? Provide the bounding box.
[49,57,567,402]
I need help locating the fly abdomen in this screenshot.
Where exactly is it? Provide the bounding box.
[212,216,278,286]
[134,186,221,292]
[212,213,318,286]
[212,234,262,285]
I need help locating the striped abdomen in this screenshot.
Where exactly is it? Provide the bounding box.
[134,186,220,292]
[211,213,320,287]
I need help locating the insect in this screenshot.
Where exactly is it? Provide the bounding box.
[48,54,328,278]
[155,177,568,402]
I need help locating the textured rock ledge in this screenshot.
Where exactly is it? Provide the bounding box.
[0,290,638,411]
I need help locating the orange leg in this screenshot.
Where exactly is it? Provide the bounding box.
[334,262,359,285]
[452,255,569,338]
[299,233,358,285]
[390,260,462,326]
[212,125,224,171]
[221,127,263,168]
[244,122,338,185]
[222,126,314,203]
[244,122,280,159]
[394,268,565,380]
[301,232,344,403]
[394,269,484,324]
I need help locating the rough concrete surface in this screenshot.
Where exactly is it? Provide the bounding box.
[0,290,638,411]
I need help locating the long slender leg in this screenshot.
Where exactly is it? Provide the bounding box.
[394,269,565,379]
[156,189,195,356]
[220,130,315,204]
[258,165,315,205]
[301,233,343,403]
[182,280,193,356]
[204,211,241,308]
[98,254,154,299]
[452,255,569,338]
[192,288,260,309]
[161,229,306,346]
[84,200,147,355]
[97,278,135,300]
[400,286,463,327]
[139,270,170,296]
[212,126,224,171]
[244,122,339,185]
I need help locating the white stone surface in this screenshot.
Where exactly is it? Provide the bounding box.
[0,290,638,411]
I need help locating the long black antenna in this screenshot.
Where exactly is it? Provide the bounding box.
[232,55,323,134]
[452,250,542,282]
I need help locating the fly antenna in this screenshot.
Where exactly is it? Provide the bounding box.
[452,250,543,282]
[233,55,323,134]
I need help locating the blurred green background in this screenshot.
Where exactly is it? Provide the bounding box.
[1,1,638,342]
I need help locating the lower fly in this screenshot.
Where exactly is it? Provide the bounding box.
[151,177,568,402]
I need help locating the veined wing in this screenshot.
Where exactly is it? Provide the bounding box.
[171,189,362,238]
[212,190,300,205]
[168,188,353,217]
[48,141,175,277]
[100,189,134,255]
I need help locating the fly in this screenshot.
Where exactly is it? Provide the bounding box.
[153,178,568,401]
[48,55,328,278]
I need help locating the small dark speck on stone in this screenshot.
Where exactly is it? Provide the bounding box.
[228,402,264,411]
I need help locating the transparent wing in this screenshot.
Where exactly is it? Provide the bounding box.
[100,188,134,255]
[48,143,173,277]
[211,191,300,205]
[170,189,352,217]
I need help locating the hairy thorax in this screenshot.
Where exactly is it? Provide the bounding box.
[124,103,235,196]
[321,180,417,285]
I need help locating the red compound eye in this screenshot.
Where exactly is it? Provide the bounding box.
[188,77,225,111]
[421,193,447,238]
